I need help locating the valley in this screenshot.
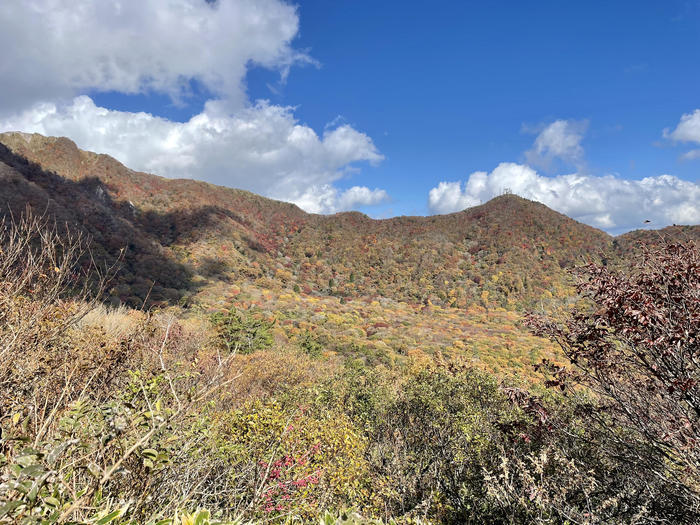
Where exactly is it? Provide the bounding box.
[1,132,698,523]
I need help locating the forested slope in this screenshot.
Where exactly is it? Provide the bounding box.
[0,132,618,311]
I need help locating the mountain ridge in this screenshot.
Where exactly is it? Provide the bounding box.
[0,131,614,228]
[0,131,696,311]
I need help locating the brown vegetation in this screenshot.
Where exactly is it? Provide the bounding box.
[1,133,699,524]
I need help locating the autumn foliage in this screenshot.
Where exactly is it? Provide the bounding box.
[1,134,700,523]
[527,241,700,512]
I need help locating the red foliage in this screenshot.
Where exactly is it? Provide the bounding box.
[527,241,700,500]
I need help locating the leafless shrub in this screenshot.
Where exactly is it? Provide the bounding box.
[0,208,114,431]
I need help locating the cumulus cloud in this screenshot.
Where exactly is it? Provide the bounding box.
[0,0,388,214]
[292,185,389,214]
[0,0,310,114]
[0,96,384,213]
[664,109,700,160]
[428,181,481,214]
[428,162,700,234]
[664,109,700,144]
[525,119,588,170]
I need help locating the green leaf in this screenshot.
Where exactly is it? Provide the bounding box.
[27,472,51,502]
[43,496,61,508]
[16,455,37,468]
[21,463,46,478]
[87,462,102,477]
[94,509,124,525]
[141,448,158,461]
[47,440,75,466]
[193,510,211,525]
[0,500,23,518]
[7,479,31,494]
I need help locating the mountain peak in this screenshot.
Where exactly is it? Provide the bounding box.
[0,131,620,309]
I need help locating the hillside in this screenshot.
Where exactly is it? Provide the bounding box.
[0,132,614,310]
[1,133,698,524]
[1,131,698,378]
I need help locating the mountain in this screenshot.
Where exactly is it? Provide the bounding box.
[0,132,619,309]
[1,131,698,379]
[0,132,310,305]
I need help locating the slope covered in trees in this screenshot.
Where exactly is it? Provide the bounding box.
[2,131,698,383]
[0,210,697,523]
[0,131,618,311]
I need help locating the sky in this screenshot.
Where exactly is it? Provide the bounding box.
[0,0,699,234]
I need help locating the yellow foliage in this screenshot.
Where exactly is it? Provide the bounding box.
[214,399,370,518]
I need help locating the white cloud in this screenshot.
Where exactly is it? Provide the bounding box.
[428,162,700,233]
[0,96,385,213]
[292,185,389,214]
[0,0,310,114]
[664,109,700,144]
[525,119,587,169]
[0,0,388,213]
[428,181,481,213]
[664,110,700,161]
[681,149,700,161]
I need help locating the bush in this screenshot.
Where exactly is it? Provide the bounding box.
[361,364,526,523]
[0,209,112,433]
[526,241,700,522]
[210,398,370,520]
[0,213,240,523]
[210,307,274,354]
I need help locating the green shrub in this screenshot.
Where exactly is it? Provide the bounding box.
[364,365,525,523]
[296,331,324,358]
[210,398,370,520]
[210,308,274,354]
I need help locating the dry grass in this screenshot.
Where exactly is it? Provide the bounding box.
[77,302,139,338]
[225,347,338,407]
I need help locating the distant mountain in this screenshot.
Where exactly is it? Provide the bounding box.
[615,224,700,253]
[0,132,695,309]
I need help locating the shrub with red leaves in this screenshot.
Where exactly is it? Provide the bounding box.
[527,241,700,508]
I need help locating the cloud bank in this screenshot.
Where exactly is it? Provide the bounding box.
[0,0,307,113]
[428,162,700,234]
[0,0,386,214]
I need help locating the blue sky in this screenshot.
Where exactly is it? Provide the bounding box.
[1,0,698,232]
[262,0,700,217]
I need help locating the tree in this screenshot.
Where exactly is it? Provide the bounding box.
[527,241,700,511]
[210,307,275,354]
